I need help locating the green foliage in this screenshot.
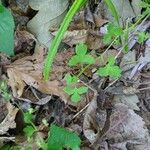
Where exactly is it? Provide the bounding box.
[97,57,121,78]
[137,32,150,44]
[43,0,87,80]
[0,81,11,101]
[23,108,37,142]
[141,1,150,16]
[0,4,15,56]
[64,74,79,85]
[64,86,88,102]
[103,23,123,45]
[23,108,35,124]
[23,125,36,141]
[64,74,88,102]
[47,124,81,150]
[104,0,120,25]
[0,145,20,150]
[69,43,95,66]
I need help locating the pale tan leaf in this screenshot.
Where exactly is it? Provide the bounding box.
[0,103,19,135]
[27,0,69,47]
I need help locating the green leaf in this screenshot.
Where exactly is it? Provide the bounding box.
[0,5,4,13]
[107,56,115,66]
[82,55,95,64]
[0,5,15,56]
[24,112,33,124]
[77,86,88,94]
[71,92,81,102]
[64,87,75,95]
[97,57,121,78]
[76,43,87,56]
[23,125,36,138]
[47,124,81,150]
[97,67,109,76]
[103,23,123,45]
[69,43,95,66]
[137,32,150,44]
[69,55,80,66]
[22,147,32,150]
[109,66,121,78]
[64,74,78,85]
[64,74,72,85]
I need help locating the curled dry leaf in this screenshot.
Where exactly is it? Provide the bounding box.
[83,95,150,149]
[0,102,19,135]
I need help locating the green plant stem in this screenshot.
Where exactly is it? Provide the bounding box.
[43,0,87,80]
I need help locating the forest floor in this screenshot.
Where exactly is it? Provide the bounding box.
[0,0,150,150]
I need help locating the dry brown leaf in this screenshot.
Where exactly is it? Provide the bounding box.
[7,67,69,103]
[0,102,19,135]
[60,29,88,47]
[14,27,36,54]
[83,95,150,149]
[7,46,69,103]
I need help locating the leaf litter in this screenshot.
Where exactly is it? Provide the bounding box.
[0,0,150,149]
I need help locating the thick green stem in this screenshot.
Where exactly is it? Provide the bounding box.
[43,0,87,80]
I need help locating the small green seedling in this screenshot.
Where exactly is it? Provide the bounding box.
[140,1,150,16]
[47,124,81,150]
[23,108,35,124]
[64,74,79,85]
[23,108,37,142]
[23,125,37,141]
[0,81,12,101]
[64,86,88,103]
[103,23,123,45]
[64,74,88,102]
[137,32,150,44]
[69,43,95,66]
[97,57,121,78]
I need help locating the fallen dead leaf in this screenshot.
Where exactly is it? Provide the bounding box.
[83,92,150,149]
[14,27,36,54]
[27,0,69,47]
[0,102,19,135]
[114,94,140,111]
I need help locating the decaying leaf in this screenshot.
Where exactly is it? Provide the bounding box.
[83,93,150,149]
[0,102,19,135]
[14,27,36,54]
[114,94,140,111]
[27,0,69,47]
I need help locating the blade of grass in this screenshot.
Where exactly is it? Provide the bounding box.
[104,0,120,25]
[43,0,87,80]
